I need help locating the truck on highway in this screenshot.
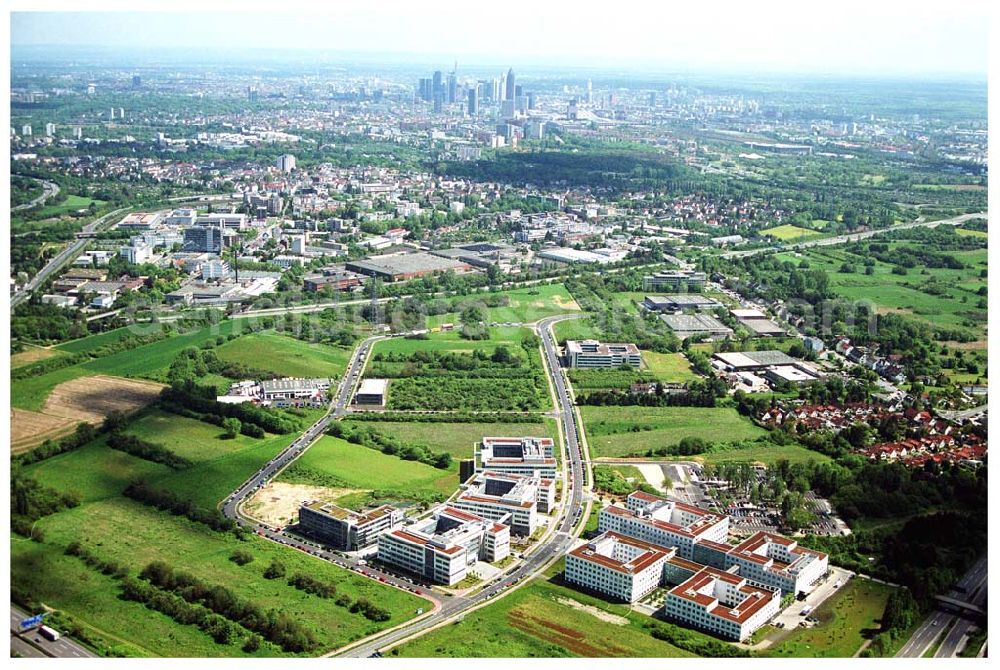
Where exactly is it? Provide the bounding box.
[39,625,61,641]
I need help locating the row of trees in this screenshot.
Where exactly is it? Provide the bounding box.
[123,480,235,533]
[326,422,452,470]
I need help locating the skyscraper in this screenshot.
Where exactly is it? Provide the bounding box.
[247,85,258,103]
[132,75,142,89]
[505,68,516,103]
[447,72,457,104]
[433,71,443,99]
[467,87,479,116]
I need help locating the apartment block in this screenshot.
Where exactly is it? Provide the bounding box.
[476,436,558,479]
[298,502,403,551]
[377,506,509,586]
[565,340,642,369]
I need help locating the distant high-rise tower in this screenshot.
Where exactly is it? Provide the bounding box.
[586,79,593,104]
[432,71,443,99]
[86,83,96,96]
[109,107,115,120]
[247,85,258,103]
[505,68,516,102]
[132,75,142,89]
[73,126,83,139]
[527,92,536,110]
[467,87,479,116]
[447,70,457,104]
[119,107,125,119]
[22,125,32,137]
[276,154,296,173]
[45,123,56,137]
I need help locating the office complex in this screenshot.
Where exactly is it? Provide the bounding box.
[377,506,510,586]
[454,471,555,535]
[642,271,707,292]
[565,340,642,369]
[665,567,780,641]
[298,502,403,551]
[475,436,558,479]
[598,491,729,560]
[565,531,671,602]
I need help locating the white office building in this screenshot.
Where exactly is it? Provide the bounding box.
[454,471,555,536]
[377,506,510,586]
[476,436,558,479]
[565,532,670,602]
[276,154,296,172]
[664,567,780,641]
[565,340,642,369]
[598,491,729,560]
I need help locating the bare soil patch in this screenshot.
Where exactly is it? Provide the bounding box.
[11,346,60,369]
[42,375,165,424]
[10,409,76,454]
[554,596,629,625]
[244,481,363,527]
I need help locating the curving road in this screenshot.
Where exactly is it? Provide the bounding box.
[217,315,590,658]
[12,178,60,212]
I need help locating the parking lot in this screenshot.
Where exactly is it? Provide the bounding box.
[769,566,854,632]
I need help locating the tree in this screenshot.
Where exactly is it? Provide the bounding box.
[222,418,242,439]
[230,549,254,566]
[263,560,286,579]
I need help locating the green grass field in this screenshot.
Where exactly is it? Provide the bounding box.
[278,435,456,499]
[17,403,429,656]
[343,419,559,460]
[214,332,352,379]
[764,578,897,657]
[23,499,427,656]
[54,327,134,354]
[425,284,580,329]
[552,317,600,343]
[762,224,823,242]
[13,321,243,411]
[694,441,830,466]
[393,576,696,657]
[955,228,988,239]
[642,351,700,383]
[36,194,106,218]
[580,406,767,458]
[775,246,987,340]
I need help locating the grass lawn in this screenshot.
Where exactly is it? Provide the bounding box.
[763,578,897,657]
[343,418,559,461]
[393,577,696,658]
[581,406,767,458]
[425,284,580,329]
[762,224,823,242]
[693,442,830,466]
[214,332,352,379]
[278,435,457,499]
[955,228,988,239]
[642,351,700,383]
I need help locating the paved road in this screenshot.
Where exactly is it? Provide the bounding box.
[10,205,131,310]
[722,211,988,259]
[10,605,98,658]
[937,403,988,422]
[896,555,987,657]
[12,178,60,211]
[214,317,590,657]
[336,314,589,657]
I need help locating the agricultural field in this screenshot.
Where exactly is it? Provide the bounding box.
[425,283,580,328]
[775,245,988,341]
[763,578,898,657]
[12,321,243,412]
[393,576,696,658]
[54,327,135,354]
[365,328,550,412]
[214,332,352,379]
[342,418,559,461]
[277,435,457,506]
[580,406,767,458]
[11,375,165,451]
[762,224,823,242]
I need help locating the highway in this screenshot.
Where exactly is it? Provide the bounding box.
[722,211,988,259]
[216,314,590,658]
[10,605,98,658]
[12,178,60,212]
[10,205,132,310]
[896,555,987,657]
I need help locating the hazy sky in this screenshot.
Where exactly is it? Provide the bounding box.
[9,1,991,76]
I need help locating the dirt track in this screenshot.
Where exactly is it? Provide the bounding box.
[244,482,362,527]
